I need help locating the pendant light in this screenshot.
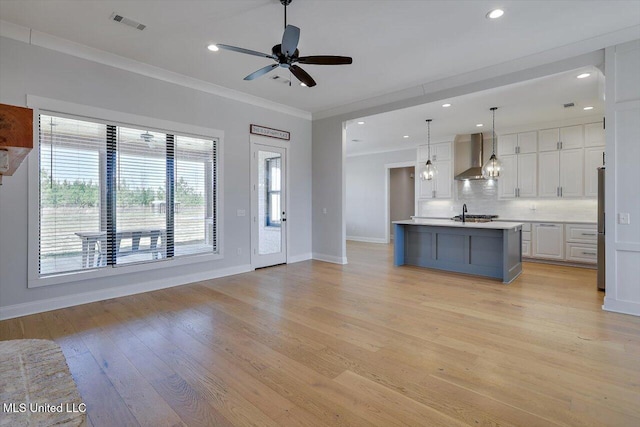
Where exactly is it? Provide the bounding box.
[482,107,502,179]
[420,119,437,181]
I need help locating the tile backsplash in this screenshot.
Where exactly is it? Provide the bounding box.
[417,180,597,222]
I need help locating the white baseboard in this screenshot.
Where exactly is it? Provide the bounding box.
[288,253,312,264]
[346,236,388,244]
[603,297,640,317]
[0,264,253,321]
[312,253,348,265]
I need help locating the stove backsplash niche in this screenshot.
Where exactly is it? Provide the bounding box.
[417,179,597,222]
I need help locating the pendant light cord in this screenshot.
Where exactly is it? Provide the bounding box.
[426,119,432,160]
[491,107,497,155]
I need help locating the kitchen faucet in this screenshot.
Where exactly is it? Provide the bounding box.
[462,204,468,223]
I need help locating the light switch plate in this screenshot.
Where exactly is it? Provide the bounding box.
[237,209,246,217]
[618,213,631,225]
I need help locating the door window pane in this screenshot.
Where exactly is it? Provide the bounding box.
[258,150,282,255]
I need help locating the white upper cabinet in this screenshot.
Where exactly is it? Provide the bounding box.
[538,151,561,197]
[418,141,451,162]
[498,132,537,156]
[517,153,537,197]
[584,122,605,147]
[559,125,584,149]
[499,152,536,198]
[538,128,560,152]
[498,155,518,198]
[539,125,584,151]
[498,134,518,156]
[559,149,584,197]
[518,131,538,154]
[417,160,451,199]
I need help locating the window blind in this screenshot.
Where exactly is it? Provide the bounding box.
[38,113,219,277]
[175,135,217,256]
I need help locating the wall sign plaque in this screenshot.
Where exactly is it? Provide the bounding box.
[250,124,290,141]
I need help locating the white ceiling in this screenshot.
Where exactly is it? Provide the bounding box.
[1,1,639,114]
[346,66,605,156]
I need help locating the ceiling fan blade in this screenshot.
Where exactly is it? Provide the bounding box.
[297,56,353,65]
[244,64,279,81]
[290,65,316,87]
[216,44,275,59]
[281,25,300,57]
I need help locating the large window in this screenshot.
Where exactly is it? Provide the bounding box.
[38,113,219,277]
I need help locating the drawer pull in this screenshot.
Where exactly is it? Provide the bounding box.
[538,224,558,227]
[581,251,596,256]
[580,233,596,236]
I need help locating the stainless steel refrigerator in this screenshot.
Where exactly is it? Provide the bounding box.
[597,167,605,291]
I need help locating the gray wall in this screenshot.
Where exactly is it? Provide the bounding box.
[0,36,312,309]
[389,167,415,239]
[345,149,415,242]
[311,116,345,262]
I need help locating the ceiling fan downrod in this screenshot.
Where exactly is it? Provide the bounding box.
[281,0,292,29]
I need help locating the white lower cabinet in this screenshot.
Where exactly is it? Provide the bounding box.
[565,223,597,264]
[565,243,598,263]
[521,223,532,257]
[532,223,564,260]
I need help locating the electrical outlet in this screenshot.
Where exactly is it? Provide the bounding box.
[322,208,327,214]
[237,209,246,217]
[530,203,537,211]
[0,150,9,174]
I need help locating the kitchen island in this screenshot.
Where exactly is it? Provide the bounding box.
[393,219,523,283]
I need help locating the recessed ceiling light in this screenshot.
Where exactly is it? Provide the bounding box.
[583,106,594,110]
[357,121,365,125]
[486,9,504,19]
[577,73,591,79]
[442,103,452,108]
[300,82,307,87]
[207,44,219,52]
[476,123,484,127]
[403,135,409,138]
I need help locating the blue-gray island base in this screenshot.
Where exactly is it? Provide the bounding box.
[393,219,523,283]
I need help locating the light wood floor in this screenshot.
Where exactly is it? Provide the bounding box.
[2,241,640,426]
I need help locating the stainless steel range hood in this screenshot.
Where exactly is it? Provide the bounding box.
[454,133,485,180]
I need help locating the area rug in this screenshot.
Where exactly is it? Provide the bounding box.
[0,339,86,426]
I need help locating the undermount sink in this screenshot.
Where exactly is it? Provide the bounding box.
[451,218,493,223]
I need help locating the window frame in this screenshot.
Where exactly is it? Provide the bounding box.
[27,96,224,288]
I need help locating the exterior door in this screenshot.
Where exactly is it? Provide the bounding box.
[251,144,287,268]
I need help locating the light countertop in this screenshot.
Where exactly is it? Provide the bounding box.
[394,219,523,230]
[412,216,596,225]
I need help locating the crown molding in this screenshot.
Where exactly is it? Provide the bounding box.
[0,20,312,121]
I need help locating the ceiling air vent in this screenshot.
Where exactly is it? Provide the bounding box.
[563,102,575,108]
[110,13,146,31]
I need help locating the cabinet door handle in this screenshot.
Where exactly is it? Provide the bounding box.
[560,187,563,197]
[581,251,596,256]
[557,187,560,197]
[432,190,436,198]
[581,233,596,236]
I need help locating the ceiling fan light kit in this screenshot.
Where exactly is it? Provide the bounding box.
[213,0,352,87]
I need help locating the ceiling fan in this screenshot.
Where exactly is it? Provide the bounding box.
[214,0,352,88]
